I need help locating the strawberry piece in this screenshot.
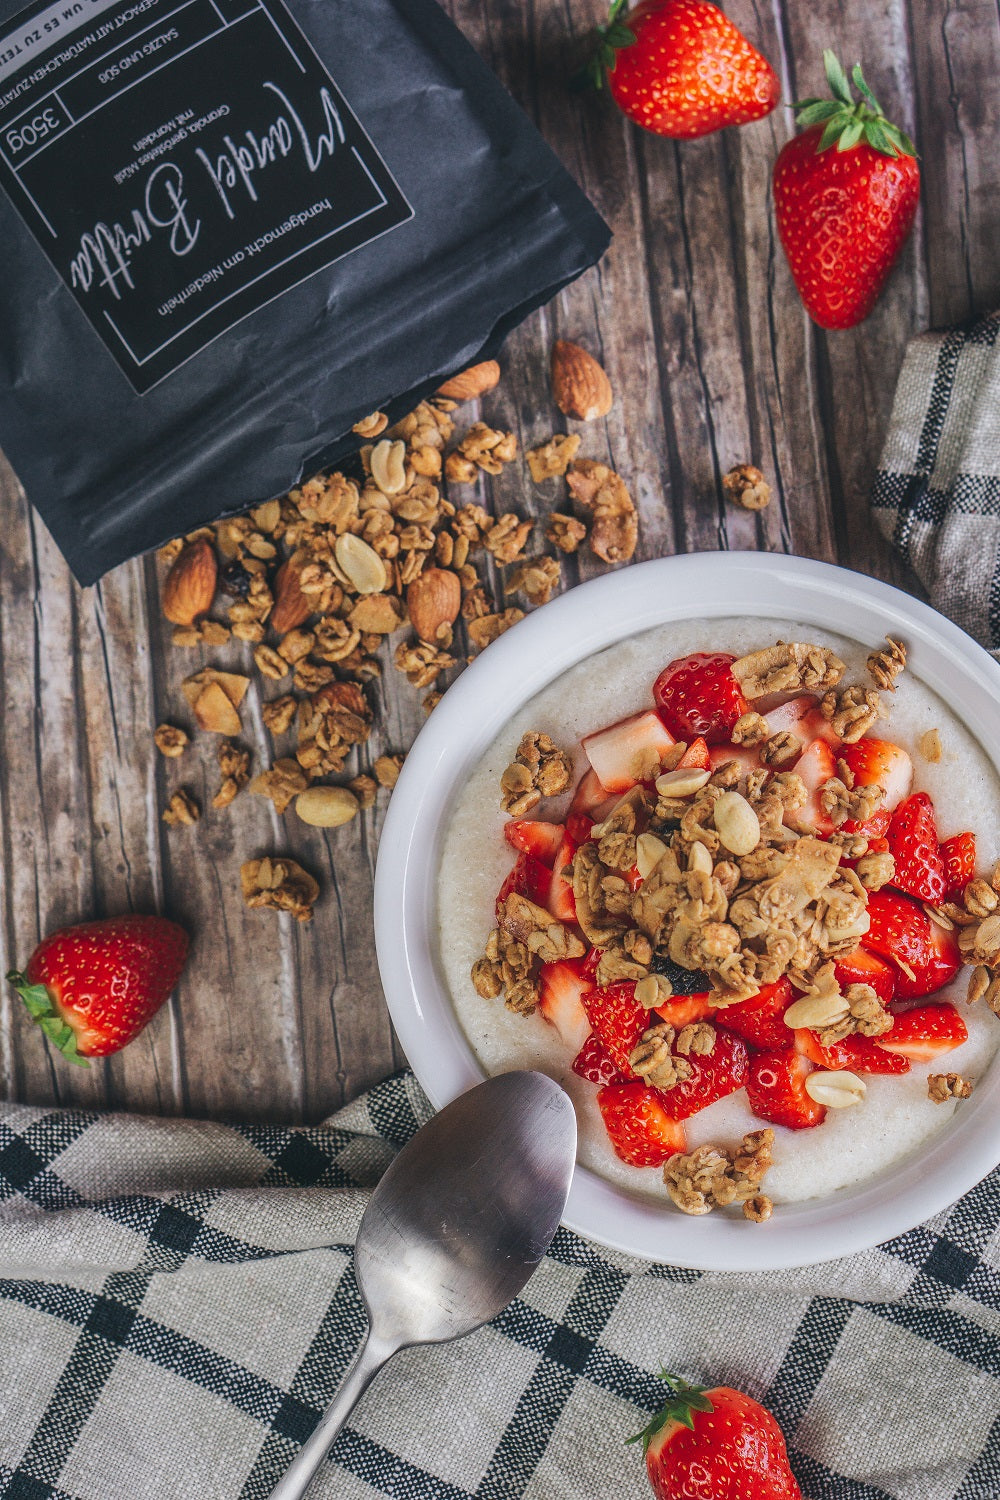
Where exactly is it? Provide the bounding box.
[537,958,593,1052]
[583,980,648,1073]
[839,737,913,812]
[877,1002,968,1062]
[654,992,714,1029]
[941,832,976,901]
[8,915,189,1063]
[676,736,710,770]
[794,1029,910,1075]
[763,694,840,750]
[718,978,794,1052]
[834,947,896,1005]
[582,710,677,793]
[581,947,603,982]
[635,1372,802,1500]
[863,890,961,998]
[653,652,749,745]
[547,830,578,923]
[792,737,838,835]
[842,804,891,840]
[887,792,947,903]
[707,742,761,779]
[773,52,919,330]
[745,1050,826,1129]
[566,811,595,845]
[597,1080,686,1167]
[569,767,615,819]
[595,0,780,142]
[572,1032,627,1086]
[652,1026,748,1120]
[495,852,550,921]
[503,819,564,867]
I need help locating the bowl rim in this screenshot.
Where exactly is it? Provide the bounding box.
[374,551,1000,1269]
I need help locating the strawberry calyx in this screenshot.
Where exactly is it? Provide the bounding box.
[791,50,916,159]
[627,1370,715,1451]
[6,969,89,1067]
[577,0,636,91]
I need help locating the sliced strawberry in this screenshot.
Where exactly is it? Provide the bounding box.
[597,1080,687,1167]
[863,890,961,998]
[842,804,891,839]
[495,852,550,921]
[941,832,976,901]
[581,946,602,982]
[582,981,648,1074]
[707,742,761,780]
[566,811,594,844]
[572,1032,627,1086]
[887,793,947,903]
[676,736,710,770]
[537,957,593,1051]
[547,830,578,923]
[653,652,749,745]
[794,1029,910,1075]
[654,992,714,1029]
[652,1026,748,1120]
[876,1002,968,1062]
[745,1050,826,1129]
[582,711,677,793]
[763,694,840,750]
[569,767,615,818]
[791,738,838,836]
[834,948,896,1006]
[503,819,564,867]
[718,978,794,1052]
[840,738,913,812]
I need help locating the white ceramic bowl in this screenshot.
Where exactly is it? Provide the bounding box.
[374,552,1000,1269]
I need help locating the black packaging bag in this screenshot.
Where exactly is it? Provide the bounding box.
[0,0,609,584]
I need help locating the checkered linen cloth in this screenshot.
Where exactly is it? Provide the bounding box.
[872,310,1000,647]
[0,1072,998,1500]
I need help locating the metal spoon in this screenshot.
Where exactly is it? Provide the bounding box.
[268,1070,577,1500]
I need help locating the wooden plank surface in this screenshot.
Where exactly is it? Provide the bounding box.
[1,0,997,1124]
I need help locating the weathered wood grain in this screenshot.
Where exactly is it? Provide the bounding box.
[0,0,996,1124]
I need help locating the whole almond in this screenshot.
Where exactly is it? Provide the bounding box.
[551,340,613,422]
[271,555,312,635]
[162,539,217,625]
[436,360,501,402]
[295,785,359,828]
[406,568,461,642]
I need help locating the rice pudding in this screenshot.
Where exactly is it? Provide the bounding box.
[436,619,1000,1210]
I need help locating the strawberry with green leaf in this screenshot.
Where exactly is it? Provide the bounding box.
[583,0,779,140]
[774,51,920,329]
[7,915,189,1064]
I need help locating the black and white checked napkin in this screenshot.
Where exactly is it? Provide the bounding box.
[0,1071,998,1500]
[873,309,1000,649]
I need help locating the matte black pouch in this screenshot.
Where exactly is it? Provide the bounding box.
[0,0,609,583]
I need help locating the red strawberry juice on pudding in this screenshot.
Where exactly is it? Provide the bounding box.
[435,618,1000,1204]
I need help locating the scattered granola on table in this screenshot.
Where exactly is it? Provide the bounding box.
[240,858,318,922]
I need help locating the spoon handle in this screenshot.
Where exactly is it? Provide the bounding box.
[268,1329,398,1500]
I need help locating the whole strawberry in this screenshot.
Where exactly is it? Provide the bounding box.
[585,0,779,139]
[7,915,189,1065]
[631,1371,802,1499]
[774,51,919,328]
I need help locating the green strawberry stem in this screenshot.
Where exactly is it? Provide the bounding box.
[575,0,636,92]
[626,1370,715,1452]
[6,970,90,1067]
[791,50,917,158]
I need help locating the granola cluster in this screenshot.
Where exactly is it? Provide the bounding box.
[664,1130,774,1220]
[500,732,573,816]
[157,355,639,913]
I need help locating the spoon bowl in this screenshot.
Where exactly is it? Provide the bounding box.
[269,1071,576,1499]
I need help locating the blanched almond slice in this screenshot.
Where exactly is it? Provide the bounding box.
[783,992,850,1030]
[295,786,359,827]
[688,842,713,875]
[636,832,668,879]
[804,1070,866,1108]
[654,767,711,798]
[713,791,760,856]
[335,533,387,595]
[181,668,249,711]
